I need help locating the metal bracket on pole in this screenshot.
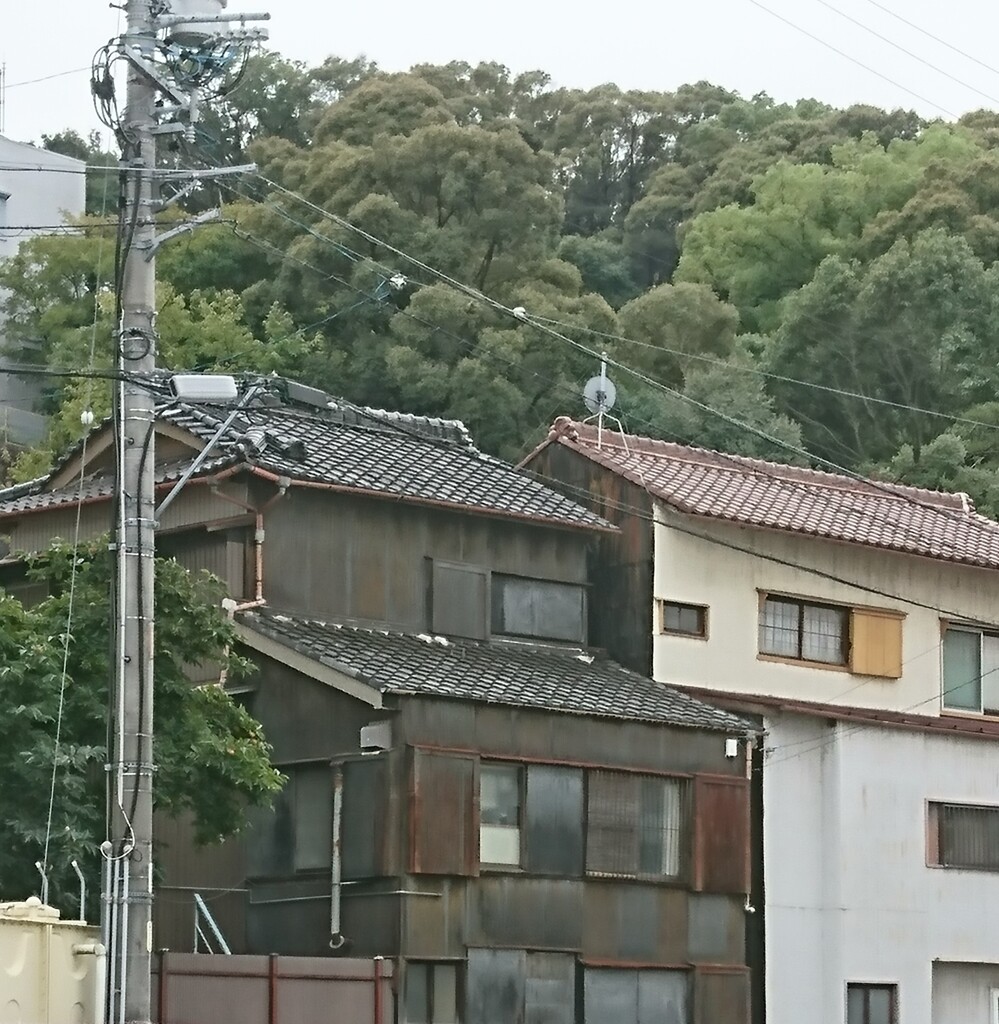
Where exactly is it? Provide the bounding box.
[34,861,49,905]
[144,208,220,259]
[118,46,189,106]
[157,12,271,26]
[152,163,257,182]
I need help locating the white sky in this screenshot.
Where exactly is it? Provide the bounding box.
[3,0,999,147]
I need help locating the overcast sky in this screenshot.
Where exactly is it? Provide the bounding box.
[3,0,999,147]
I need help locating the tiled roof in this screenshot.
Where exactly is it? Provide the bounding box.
[536,418,999,570]
[0,391,613,532]
[242,610,753,733]
[0,457,238,515]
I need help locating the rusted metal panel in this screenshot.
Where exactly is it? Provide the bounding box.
[339,890,402,957]
[263,489,590,632]
[401,701,743,779]
[410,750,478,876]
[582,882,687,965]
[525,952,575,1024]
[583,967,689,1024]
[526,443,655,675]
[402,877,463,959]
[342,757,390,879]
[466,949,525,1024]
[693,776,751,895]
[152,953,394,1024]
[693,967,750,1024]
[688,894,745,964]
[467,877,583,950]
[524,765,584,876]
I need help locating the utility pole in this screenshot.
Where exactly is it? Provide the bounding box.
[113,3,158,1021]
[106,4,269,1021]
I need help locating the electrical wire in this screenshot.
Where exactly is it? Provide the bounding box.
[246,171,999,554]
[745,0,958,117]
[3,66,93,89]
[810,0,999,108]
[862,0,999,80]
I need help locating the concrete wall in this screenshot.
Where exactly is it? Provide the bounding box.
[652,512,999,715]
[763,713,999,1024]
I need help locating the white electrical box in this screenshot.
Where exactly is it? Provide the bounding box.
[360,721,392,753]
[164,1,227,46]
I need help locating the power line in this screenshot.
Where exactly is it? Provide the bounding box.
[3,66,92,89]
[746,0,958,117]
[527,314,999,437]
[250,171,999,550]
[862,0,999,80]
[811,0,999,107]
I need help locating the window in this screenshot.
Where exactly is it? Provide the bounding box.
[405,962,460,1024]
[479,763,522,865]
[466,950,575,1024]
[759,594,903,677]
[846,984,897,1024]
[660,601,707,638]
[586,771,686,880]
[759,596,848,664]
[491,575,586,643]
[942,626,999,714]
[928,802,999,872]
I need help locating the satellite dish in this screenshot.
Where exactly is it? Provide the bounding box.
[583,373,617,414]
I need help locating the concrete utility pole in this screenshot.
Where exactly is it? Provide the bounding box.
[115,2,159,1021]
[105,5,270,1020]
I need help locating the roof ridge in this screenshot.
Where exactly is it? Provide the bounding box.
[552,418,969,510]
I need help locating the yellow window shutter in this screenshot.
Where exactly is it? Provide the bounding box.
[850,609,903,678]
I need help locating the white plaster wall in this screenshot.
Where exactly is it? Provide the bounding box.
[764,713,999,1024]
[0,136,85,260]
[652,512,999,716]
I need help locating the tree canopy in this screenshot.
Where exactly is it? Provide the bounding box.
[0,541,282,913]
[10,53,999,512]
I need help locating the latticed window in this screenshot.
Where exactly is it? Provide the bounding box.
[759,596,848,665]
[586,771,686,880]
[929,801,999,871]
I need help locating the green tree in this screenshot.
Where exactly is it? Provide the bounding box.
[0,540,282,914]
[42,130,118,216]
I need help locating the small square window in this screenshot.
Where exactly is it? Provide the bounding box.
[661,601,707,638]
[846,983,897,1024]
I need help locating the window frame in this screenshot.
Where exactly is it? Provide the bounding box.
[927,799,999,873]
[659,600,708,639]
[846,982,898,1024]
[490,572,588,644]
[585,769,689,883]
[758,593,850,668]
[478,762,523,869]
[404,960,462,1024]
[940,623,999,716]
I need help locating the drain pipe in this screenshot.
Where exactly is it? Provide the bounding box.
[329,765,346,950]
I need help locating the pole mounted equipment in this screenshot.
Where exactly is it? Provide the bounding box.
[105,4,268,1022]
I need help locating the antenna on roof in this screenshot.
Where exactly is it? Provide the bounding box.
[582,352,624,451]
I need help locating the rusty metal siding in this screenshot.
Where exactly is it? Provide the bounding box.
[525,952,575,1024]
[526,442,655,675]
[524,766,584,876]
[467,877,583,950]
[263,489,590,632]
[693,776,751,895]
[693,967,750,1024]
[688,894,745,964]
[583,967,689,1024]
[400,700,743,779]
[582,883,688,964]
[466,949,525,1024]
[410,750,478,876]
[342,757,390,879]
[431,560,489,639]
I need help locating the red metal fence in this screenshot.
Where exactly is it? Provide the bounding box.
[153,953,394,1024]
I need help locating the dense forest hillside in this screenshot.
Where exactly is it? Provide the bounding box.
[8,53,999,512]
